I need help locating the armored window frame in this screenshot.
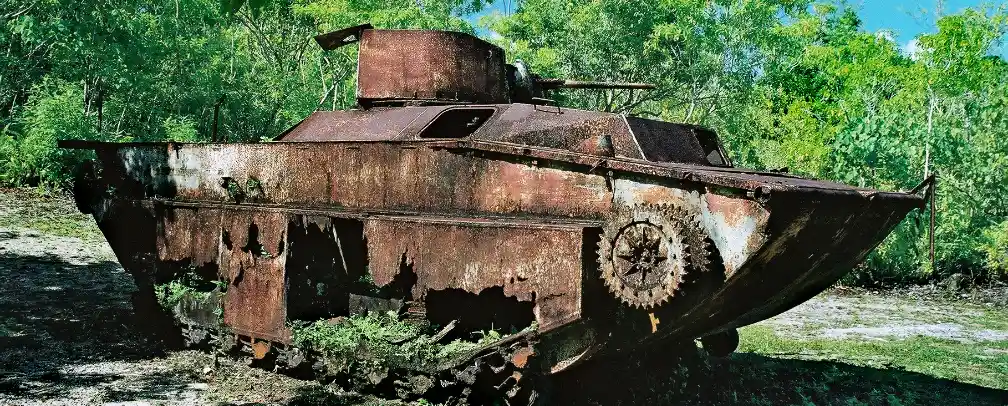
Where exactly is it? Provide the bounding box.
[418,107,497,139]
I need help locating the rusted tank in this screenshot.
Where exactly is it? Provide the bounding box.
[60,24,931,404]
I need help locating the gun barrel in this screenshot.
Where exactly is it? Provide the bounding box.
[535,78,656,90]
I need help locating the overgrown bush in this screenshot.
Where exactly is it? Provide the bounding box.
[981,220,1008,278]
[155,271,224,310]
[162,116,201,142]
[0,79,99,188]
[0,130,19,185]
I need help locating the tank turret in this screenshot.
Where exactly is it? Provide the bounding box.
[313,24,655,107]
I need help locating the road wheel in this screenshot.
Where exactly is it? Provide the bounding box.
[700,329,739,357]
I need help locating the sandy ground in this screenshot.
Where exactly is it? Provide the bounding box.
[1,190,1006,405]
[763,289,1008,344]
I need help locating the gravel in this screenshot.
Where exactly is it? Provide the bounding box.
[761,289,1008,344]
[0,209,320,405]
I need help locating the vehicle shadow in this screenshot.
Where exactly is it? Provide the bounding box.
[278,345,1008,406]
[548,350,1008,405]
[0,249,180,402]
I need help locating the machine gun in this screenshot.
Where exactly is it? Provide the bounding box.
[507,60,654,104]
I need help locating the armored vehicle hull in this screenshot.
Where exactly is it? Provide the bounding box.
[59,26,929,403]
[63,127,923,363]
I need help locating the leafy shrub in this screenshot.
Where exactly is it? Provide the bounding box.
[290,311,509,384]
[0,79,97,188]
[0,129,19,186]
[162,116,200,142]
[981,220,1008,278]
[154,266,225,312]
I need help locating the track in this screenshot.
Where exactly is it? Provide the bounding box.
[160,292,549,406]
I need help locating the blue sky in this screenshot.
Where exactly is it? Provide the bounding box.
[474,0,1007,57]
[857,0,1006,56]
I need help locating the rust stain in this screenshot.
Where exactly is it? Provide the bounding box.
[364,219,583,331]
[511,347,535,369]
[156,205,222,266]
[357,30,509,106]
[703,193,771,276]
[252,340,271,360]
[472,161,610,217]
[705,193,764,228]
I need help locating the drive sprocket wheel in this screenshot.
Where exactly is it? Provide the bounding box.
[598,203,712,309]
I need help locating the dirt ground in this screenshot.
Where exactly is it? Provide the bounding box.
[0,190,357,405]
[1,189,1006,405]
[763,287,1008,343]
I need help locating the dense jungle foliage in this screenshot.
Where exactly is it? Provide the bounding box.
[1,0,1006,284]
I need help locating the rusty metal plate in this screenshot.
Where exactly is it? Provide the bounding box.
[156,205,222,266]
[220,209,290,343]
[251,340,272,360]
[357,30,508,105]
[279,109,424,142]
[477,104,642,160]
[625,117,713,165]
[364,218,584,331]
[105,142,617,221]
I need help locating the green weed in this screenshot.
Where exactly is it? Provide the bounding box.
[739,325,1008,391]
[0,318,18,337]
[154,269,224,312]
[973,309,1008,331]
[290,311,515,385]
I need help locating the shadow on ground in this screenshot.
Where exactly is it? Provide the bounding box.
[278,350,1008,405]
[2,246,1006,405]
[541,351,1008,406]
[0,249,183,402]
[279,336,1008,405]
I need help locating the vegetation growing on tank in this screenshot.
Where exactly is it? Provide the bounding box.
[355,273,382,295]
[246,177,264,200]
[154,267,225,313]
[290,311,524,383]
[222,177,245,203]
[155,279,198,312]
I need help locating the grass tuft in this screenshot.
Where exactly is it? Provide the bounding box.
[0,187,103,241]
[290,312,511,385]
[739,324,1008,392]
